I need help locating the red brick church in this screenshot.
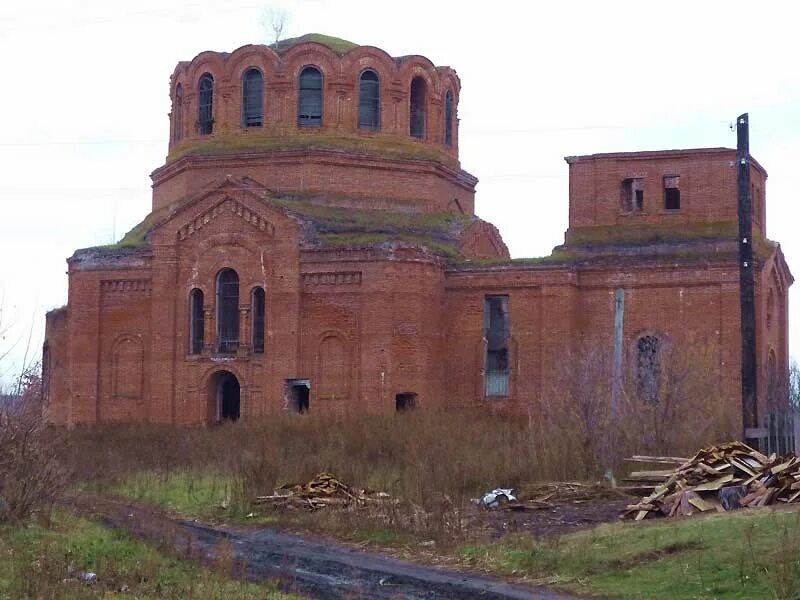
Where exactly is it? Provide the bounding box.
[43,34,792,427]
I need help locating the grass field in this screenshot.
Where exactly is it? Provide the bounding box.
[461,507,800,600]
[0,512,299,600]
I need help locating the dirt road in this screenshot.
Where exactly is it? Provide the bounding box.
[74,495,579,600]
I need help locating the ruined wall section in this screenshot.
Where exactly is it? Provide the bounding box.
[64,249,153,425]
[299,248,445,412]
[566,149,767,236]
[147,186,303,423]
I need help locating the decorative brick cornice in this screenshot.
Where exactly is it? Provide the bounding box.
[177,198,275,241]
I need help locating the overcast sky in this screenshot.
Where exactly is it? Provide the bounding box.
[0,0,798,386]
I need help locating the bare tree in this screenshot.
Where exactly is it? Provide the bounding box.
[261,6,289,49]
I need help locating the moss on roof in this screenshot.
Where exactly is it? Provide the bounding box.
[166,132,457,167]
[565,221,740,247]
[271,33,358,55]
[272,197,471,258]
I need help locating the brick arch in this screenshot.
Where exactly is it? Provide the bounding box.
[185,52,227,88]
[201,365,246,423]
[315,330,351,400]
[340,46,398,80]
[111,334,143,400]
[226,44,280,80]
[281,44,342,78]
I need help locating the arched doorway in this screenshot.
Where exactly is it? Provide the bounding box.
[209,370,240,423]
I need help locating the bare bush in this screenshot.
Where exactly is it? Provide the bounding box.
[0,365,68,522]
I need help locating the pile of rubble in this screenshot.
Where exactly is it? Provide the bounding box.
[623,441,800,521]
[254,472,389,510]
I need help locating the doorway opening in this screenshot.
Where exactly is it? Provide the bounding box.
[395,392,417,411]
[287,379,310,413]
[210,370,240,423]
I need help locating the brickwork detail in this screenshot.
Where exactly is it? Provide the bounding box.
[43,37,793,432]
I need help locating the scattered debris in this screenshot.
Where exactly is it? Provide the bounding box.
[77,571,97,584]
[254,472,389,510]
[478,489,517,510]
[623,441,800,521]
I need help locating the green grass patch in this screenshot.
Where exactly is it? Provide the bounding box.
[460,508,800,599]
[112,471,274,524]
[0,512,297,599]
[167,131,458,166]
[271,33,358,55]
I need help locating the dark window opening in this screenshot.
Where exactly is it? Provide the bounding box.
[242,68,264,127]
[395,392,417,411]
[621,178,644,213]
[174,84,184,142]
[216,269,239,353]
[444,90,454,146]
[637,335,661,403]
[252,287,265,354]
[298,66,323,128]
[198,74,214,135]
[410,77,426,139]
[218,372,240,422]
[190,288,204,354]
[664,175,680,210]
[485,295,510,397]
[287,379,310,413]
[358,70,380,130]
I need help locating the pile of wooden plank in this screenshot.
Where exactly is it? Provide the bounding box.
[623,441,800,521]
[254,472,389,510]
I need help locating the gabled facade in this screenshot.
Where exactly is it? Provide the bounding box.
[43,35,792,431]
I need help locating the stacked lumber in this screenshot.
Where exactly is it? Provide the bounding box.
[623,441,800,521]
[254,472,389,510]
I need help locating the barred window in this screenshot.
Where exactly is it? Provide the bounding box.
[252,287,265,354]
[410,77,426,139]
[444,90,453,146]
[242,68,264,127]
[198,74,214,135]
[216,269,239,353]
[358,70,380,130]
[298,66,323,128]
[637,335,661,403]
[190,289,204,354]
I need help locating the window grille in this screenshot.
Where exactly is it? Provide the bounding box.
[242,68,263,127]
[190,289,204,354]
[216,269,239,353]
[358,70,380,130]
[484,295,510,397]
[252,287,265,354]
[410,77,426,139]
[298,67,323,128]
[637,335,661,403]
[444,90,453,146]
[198,74,214,135]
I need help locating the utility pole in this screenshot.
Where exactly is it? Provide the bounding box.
[737,113,759,446]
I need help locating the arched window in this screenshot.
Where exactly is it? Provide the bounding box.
[190,288,204,355]
[410,77,426,139]
[358,70,380,130]
[198,74,214,135]
[174,84,184,142]
[298,66,323,128]
[252,287,265,354]
[637,335,661,403]
[444,90,453,146]
[216,269,239,353]
[242,68,263,127]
